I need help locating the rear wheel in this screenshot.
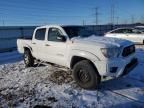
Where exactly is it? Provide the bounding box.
[72,60,101,90]
[24,49,34,67]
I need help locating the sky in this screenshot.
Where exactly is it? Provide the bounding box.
[0,0,144,26]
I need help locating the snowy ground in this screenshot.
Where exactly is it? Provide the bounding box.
[0,48,144,108]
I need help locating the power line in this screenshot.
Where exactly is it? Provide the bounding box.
[0,4,70,13]
[0,2,93,12]
[0,1,97,26]
[0,6,91,19]
[0,7,92,26]
[0,10,90,19]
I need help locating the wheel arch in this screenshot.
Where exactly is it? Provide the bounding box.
[69,49,100,68]
[24,45,32,52]
[70,56,100,76]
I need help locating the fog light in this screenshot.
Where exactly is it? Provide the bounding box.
[110,67,118,73]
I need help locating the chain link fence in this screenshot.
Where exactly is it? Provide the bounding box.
[0,26,36,52]
[0,24,144,53]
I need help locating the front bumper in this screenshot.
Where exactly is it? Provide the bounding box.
[94,54,138,77]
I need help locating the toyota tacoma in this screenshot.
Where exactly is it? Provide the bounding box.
[17,25,138,90]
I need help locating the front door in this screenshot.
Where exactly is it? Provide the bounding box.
[44,27,67,66]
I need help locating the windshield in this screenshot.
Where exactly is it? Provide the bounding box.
[62,26,95,39]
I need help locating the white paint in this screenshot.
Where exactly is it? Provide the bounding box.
[17,25,136,77]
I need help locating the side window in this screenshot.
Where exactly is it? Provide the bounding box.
[48,28,63,42]
[123,29,133,33]
[111,29,132,34]
[132,29,142,34]
[111,29,123,33]
[35,28,46,40]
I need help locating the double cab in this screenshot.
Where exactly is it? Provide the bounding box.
[17,25,138,90]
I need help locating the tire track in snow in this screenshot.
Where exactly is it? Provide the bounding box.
[106,88,144,104]
[35,60,144,104]
[127,76,144,83]
[102,77,144,104]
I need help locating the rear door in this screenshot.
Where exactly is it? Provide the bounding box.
[31,28,46,60]
[117,29,135,41]
[106,29,128,40]
[126,29,144,44]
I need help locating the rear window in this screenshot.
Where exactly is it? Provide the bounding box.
[110,28,134,34]
[35,28,46,40]
[110,29,125,33]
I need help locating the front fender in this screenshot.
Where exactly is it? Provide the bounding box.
[67,49,101,67]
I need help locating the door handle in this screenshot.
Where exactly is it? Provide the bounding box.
[32,42,36,44]
[45,44,50,46]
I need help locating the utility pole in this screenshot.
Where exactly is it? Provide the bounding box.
[141,16,144,23]
[2,20,5,26]
[110,4,115,25]
[116,16,119,25]
[82,20,86,26]
[95,7,99,25]
[0,16,5,26]
[131,15,135,24]
[124,19,128,24]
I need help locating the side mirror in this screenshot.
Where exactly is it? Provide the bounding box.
[57,35,67,42]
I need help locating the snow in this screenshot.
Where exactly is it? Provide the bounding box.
[0,48,144,107]
[72,35,133,47]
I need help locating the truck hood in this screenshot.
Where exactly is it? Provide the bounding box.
[71,35,133,48]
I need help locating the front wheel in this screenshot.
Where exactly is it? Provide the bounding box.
[72,60,101,90]
[24,49,34,67]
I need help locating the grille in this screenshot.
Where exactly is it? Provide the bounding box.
[122,45,135,57]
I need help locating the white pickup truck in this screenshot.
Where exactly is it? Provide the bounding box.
[17,25,138,90]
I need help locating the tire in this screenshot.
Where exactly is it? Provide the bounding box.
[72,60,101,90]
[24,49,34,67]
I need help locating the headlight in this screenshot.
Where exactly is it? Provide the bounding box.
[101,47,121,58]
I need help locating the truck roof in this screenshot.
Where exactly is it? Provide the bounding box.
[37,25,83,29]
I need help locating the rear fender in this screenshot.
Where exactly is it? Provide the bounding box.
[24,44,32,52]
